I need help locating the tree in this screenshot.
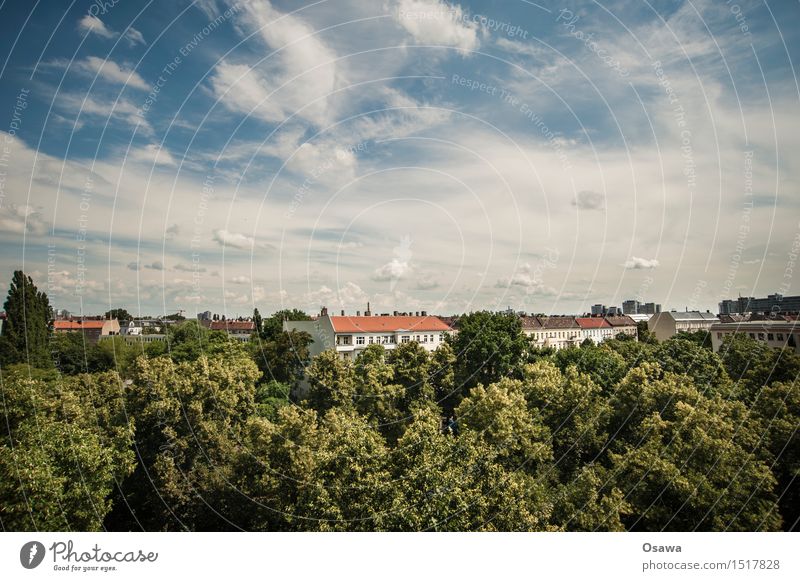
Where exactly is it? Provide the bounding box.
[637,320,657,344]
[553,344,626,392]
[259,309,311,341]
[449,311,528,393]
[250,329,312,386]
[718,334,800,404]
[304,349,357,412]
[0,368,134,530]
[751,380,800,530]
[655,337,732,397]
[606,366,781,531]
[110,349,261,531]
[1,270,52,367]
[105,308,132,322]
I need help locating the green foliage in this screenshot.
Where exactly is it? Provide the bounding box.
[1,270,52,367]
[449,311,528,392]
[3,291,797,532]
[105,308,132,322]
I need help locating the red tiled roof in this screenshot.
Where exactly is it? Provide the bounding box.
[54,320,107,330]
[330,315,451,333]
[575,317,611,329]
[539,316,579,329]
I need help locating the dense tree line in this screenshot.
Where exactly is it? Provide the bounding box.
[0,274,797,531]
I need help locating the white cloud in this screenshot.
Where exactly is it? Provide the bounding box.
[76,15,145,46]
[395,0,479,54]
[213,229,255,250]
[210,0,338,126]
[230,275,251,284]
[75,56,149,90]
[124,27,146,46]
[129,143,177,167]
[372,258,412,281]
[77,15,115,39]
[0,204,48,236]
[623,257,660,270]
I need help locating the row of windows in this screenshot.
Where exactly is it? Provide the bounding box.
[339,333,444,346]
[717,331,786,341]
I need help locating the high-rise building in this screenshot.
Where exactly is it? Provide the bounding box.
[622,300,640,314]
[640,302,662,314]
[718,294,800,315]
[591,304,606,316]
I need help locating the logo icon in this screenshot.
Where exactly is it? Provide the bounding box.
[20,541,45,569]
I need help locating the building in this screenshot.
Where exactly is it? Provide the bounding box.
[209,320,256,341]
[605,315,638,338]
[719,294,800,315]
[647,311,718,342]
[53,319,121,343]
[622,300,640,315]
[525,316,581,350]
[591,304,607,316]
[710,319,800,354]
[284,308,452,360]
[640,302,662,314]
[576,317,614,344]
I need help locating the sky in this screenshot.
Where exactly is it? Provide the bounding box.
[0,0,798,318]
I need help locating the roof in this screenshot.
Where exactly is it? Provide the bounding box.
[520,316,542,329]
[329,315,451,333]
[210,321,256,331]
[711,320,800,331]
[669,311,718,322]
[538,316,579,329]
[575,317,611,329]
[604,315,637,327]
[54,320,109,330]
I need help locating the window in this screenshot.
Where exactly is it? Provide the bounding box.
[368,336,374,344]
[758,333,765,341]
[356,336,365,345]
[768,333,774,341]
[717,333,722,339]
[338,335,352,346]
[778,333,784,341]
[401,336,410,343]
[749,333,756,339]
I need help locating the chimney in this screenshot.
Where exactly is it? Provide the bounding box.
[415,311,419,316]
[356,310,361,316]
[341,310,345,316]
[421,310,427,316]
[365,302,371,316]
[321,306,328,316]
[393,310,398,316]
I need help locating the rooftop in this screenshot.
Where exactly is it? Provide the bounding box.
[329,315,451,333]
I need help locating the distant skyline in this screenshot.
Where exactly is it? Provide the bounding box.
[1,0,799,316]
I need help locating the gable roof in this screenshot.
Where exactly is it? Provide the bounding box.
[575,317,611,329]
[670,311,718,322]
[329,315,451,333]
[604,315,637,327]
[520,316,542,329]
[538,316,579,329]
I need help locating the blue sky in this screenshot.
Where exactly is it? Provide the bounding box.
[0,0,798,317]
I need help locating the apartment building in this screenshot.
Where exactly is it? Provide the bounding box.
[647,311,719,341]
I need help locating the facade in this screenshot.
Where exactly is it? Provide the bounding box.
[209,320,256,341]
[647,311,718,342]
[284,311,452,360]
[591,304,606,316]
[576,317,614,344]
[53,319,121,343]
[605,315,639,338]
[710,320,800,354]
[622,299,661,315]
[640,302,662,315]
[524,316,581,350]
[622,300,639,314]
[718,294,800,315]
